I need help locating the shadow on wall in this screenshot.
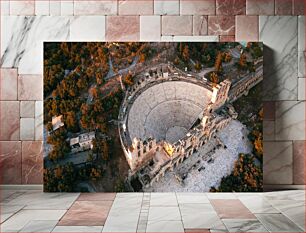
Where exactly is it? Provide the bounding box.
[263,45,277,101]
[263,45,276,188]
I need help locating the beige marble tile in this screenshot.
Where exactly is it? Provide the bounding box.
[0,101,20,140]
[193,16,208,36]
[18,75,43,100]
[180,0,215,15]
[246,0,274,15]
[263,141,293,184]
[140,16,161,41]
[0,68,18,100]
[10,0,35,15]
[119,0,153,15]
[162,16,192,36]
[154,0,179,15]
[20,118,35,140]
[235,16,259,41]
[74,1,117,15]
[106,16,140,41]
[20,101,35,118]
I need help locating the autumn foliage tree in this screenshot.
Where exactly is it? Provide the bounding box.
[210,154,263,192]
[194,62,202,71]
[238,53,247,69]
[209,72,219,86]
[123,73,134,86]
[223,52,232,63]
[214,52,223,72]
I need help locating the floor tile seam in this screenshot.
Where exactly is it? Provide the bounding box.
[1,191,27,204]
[137,192,150,232]
[0,203,28,224]
[221,218,270,233]
[174,192,185,230]
[262,201,301,217]
[254,213,305,232]
[237,199,280,215]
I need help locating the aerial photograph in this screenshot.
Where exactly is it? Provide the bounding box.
[43,42,263,192]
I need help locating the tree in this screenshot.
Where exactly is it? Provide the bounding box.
[90,87,98,99]
[139,53,146,63]
[46,122,53,132]
[65,111,79,132]
[90,167,102,180]
[239,53,247,69]
[210,154,263,192]
[194,62,202,72]
[210,72,219,86]
[214,52,223,72]
[182,45,190,61]
[123,73,134,86]
[223,52,232,62]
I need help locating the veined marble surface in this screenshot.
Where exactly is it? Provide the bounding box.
[1,16,70,74]
[259,16,298,101]
[298,16,305,78]
[275,101,305,140]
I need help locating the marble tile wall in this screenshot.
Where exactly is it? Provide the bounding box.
[0,0,305,186]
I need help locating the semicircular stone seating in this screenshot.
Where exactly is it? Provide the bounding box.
[128,81,212,144]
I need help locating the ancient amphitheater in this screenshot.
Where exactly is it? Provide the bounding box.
[127,81,212,144]
[118,61,263,190]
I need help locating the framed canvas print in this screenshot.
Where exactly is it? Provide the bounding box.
[43,42,263,192]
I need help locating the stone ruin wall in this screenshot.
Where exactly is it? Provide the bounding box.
[119,61,263,187]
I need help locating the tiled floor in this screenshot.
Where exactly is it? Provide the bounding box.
[0,188,304,233]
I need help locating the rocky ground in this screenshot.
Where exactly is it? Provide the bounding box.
[144,120,252,192]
